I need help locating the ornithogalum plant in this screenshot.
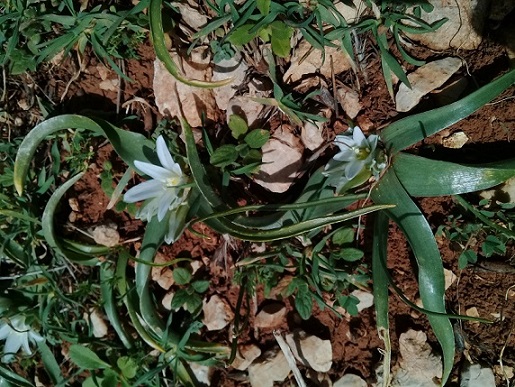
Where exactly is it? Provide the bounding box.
[13,64,515,386]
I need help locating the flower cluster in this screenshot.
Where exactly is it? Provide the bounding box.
[124,135,190,243]
[0,315,43,363]
[323,126,386,192]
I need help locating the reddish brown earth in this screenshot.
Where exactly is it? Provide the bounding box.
[16,24,515,386]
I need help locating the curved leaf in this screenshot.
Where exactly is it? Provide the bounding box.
[41,173,97,264]
[100,263,134,349]
[381,69,515,154]
[149,0,232,88]
[394,152,515,197]
[371,168,455,386]
[372,212,391,387]
[14,115,155,195]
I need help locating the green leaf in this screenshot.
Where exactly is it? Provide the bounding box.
[100,264,133,349]
[69,345,110,370]
[14,115,155,195]
[257,0,271,15]
[381,69,515,154]
[458,250,477,269]
[117,357,138,379]
[371,168,455,385]
[270,21,293,58]
[394,153,515,197]
[191,280,210,293]
[227,24,256,46]
[244,129,270,149]
[228,115,248,139]
[210,145,239,168]
[37,341,64,385]
[372,211,392,385]
[332,228,355,245]
[335,247,364,262]
[294,285,313,320]
[0,365,35,387]
[101,369,119,387]
[481,235,506,257]
[173,267,192,285]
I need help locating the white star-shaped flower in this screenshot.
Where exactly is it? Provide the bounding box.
[0,315,43,363]
[124,136,190,243]
[323,126,385,192]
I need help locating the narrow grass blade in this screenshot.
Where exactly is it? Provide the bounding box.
[100,263,134,349]
[372,211,391,387]
[36,341,65,385]
[0,365,34,387]
[394,153,515,197]
[115,249,166,353]
[149,0,232,88]
[371,168,455,386]
[381,69,515,154]
[135,215,172,337]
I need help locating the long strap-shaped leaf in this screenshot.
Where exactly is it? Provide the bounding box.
[14,114,155,195]
[381,69,515,154]
[149,0,232,88]
[372,212,391,387]
[371,168,455,386]
[394,152,515,197]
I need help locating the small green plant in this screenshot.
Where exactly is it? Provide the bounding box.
[169,266,210,314]
[0,0,148,77]
[236,226,367,320]
[208,114,269,186]
[437,196,515,269]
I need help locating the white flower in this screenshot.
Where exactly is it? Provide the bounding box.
[124,135,190,243]
[323,126,386,192]
[0,315,43,363]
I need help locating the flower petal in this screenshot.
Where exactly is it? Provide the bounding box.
[156,136,180,173]
[0,324,10,340]
[134,161,172,182]
[332,148,355,162]
[124,179,163,203]
[3,332,22,358]
[352,126,366,146]
[157,189,176,221]
[19,333,31,354]
[345,159,364,180]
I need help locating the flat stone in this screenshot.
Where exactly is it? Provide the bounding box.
[226,95,264,129]
[248,349,291,387]
[302,121,325,151]
[212,55,248,111]
[406,0,489,50]
[391,330,442,386]
[83,309,108,338]
[151,252,174,290]
[395,57,462,112]
[285,331,332,372]
[254,128,304,193]
[284,39,352,83]
[442,131,469,149]
[351,290,374,312]
[336,86,362,119]
[334,373,367,387]
[202,295,234,331]
[153,47,217,127]
[231,344,262,371]
[90,222,120,247]
[461,362,496,387]
[254,303,287,329]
